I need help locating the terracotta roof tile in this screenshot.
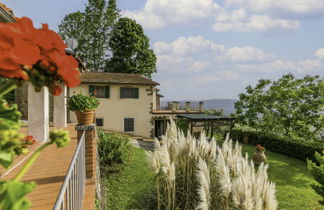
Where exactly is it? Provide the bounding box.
[80,72,159,86]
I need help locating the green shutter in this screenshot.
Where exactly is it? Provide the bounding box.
[104,86,110,98]
[134,88,139,98]
[89,85,94,95]
[120,87,125,98]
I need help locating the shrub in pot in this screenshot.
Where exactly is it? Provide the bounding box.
[68,93,99,125]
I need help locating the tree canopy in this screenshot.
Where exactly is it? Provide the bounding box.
[106,17,157,78]
[59,0,119,71]
[235,74,324,139]
[59,0,156,78]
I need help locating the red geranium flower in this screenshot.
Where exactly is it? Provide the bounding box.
[0,17,80,95]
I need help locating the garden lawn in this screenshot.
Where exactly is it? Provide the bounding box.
[240,143,322,210]
[104,147,155,210]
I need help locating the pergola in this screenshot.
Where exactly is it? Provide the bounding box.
[177,114,236,137]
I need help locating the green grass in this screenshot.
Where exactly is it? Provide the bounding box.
[104,147,155,210]
[240,142,323,210]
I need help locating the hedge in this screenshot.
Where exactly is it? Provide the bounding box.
[231,129,324,163]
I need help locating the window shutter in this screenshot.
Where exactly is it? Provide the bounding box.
[120,87,125,98]
[134,88,139,98]
[89,85,94,95]
[104,86,110,98]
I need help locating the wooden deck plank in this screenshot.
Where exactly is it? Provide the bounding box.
[1,124,96,210]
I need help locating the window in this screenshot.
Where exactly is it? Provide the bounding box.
[120,87,139,98]
[96,118,104,127]
[124,118,134,132]
[89,86,109,98]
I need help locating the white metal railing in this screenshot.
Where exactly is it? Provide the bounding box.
[53,131,86,210]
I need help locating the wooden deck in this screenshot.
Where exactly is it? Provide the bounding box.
[2,125,96,210]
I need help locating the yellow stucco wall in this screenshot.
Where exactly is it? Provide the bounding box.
[70,84,154,138]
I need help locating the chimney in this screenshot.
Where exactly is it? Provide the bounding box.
[185,101,191,112]
[172,101,179,112]
[167,102,172,110]
[199,101,204,112]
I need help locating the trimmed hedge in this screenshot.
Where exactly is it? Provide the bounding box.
[231,129,324,163]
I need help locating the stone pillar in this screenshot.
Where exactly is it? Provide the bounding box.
[28,85,49,142]
[75,124,96,179]
[185,102,191,112]
[53,85,67,127]
[172,101,179,112]
[199,102,205,112]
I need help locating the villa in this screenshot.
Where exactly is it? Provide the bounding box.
[70,71,205,138]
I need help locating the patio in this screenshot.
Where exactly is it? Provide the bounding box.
[1,125,96,210]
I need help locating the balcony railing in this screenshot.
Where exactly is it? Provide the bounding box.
[53,131,86,210]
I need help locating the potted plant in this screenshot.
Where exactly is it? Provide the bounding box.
[68,93,99,125]
[252,144,267,165]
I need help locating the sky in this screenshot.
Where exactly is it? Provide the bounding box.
[4,0,324,100]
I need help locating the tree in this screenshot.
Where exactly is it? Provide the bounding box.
[308,151,324,205]
[235,74,324,139]
[106,17,157,78]
[59,0,119,71]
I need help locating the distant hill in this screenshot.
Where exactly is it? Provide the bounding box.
[161,99,237,115]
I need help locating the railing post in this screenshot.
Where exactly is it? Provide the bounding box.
[75,124,96,178]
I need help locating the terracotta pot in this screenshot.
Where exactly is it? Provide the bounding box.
[75,110,95,125]
[252,150,266,165]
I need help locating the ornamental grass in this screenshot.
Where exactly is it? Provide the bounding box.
[147,120,278,210]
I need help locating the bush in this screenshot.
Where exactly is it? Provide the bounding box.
[231,129,324,162]
[307,151,324,205]
[68,93,99,111]
[97,130,132,167]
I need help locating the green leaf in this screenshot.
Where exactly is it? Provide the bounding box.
[0,151,14,169]
[0,180,36,210]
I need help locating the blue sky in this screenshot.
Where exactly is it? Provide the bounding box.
[4,0,324,100]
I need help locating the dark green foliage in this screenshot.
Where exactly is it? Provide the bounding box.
[205,109,224,116]
[67,94,99,111]
[235,74,324,139]
[231,129,324,163]
[59,0,120,71]
[308,151,324,205]
[97,130,132,167]
[0,78,14,104]
[106,17,157,78]
[176,119,189,134]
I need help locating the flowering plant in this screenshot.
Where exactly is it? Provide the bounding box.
[256,144,265,152]
[0,17,80,96]
[0,16,79,209]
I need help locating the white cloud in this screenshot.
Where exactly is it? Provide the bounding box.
[315,48,324,59]
[122,0,219,29]
[154,36,225,55]
[193,71,242,83]
[213,9,300,32]
[157,55,209,73]
[238,59,323,73]
[224,0,324,15]
[219,46,273,62]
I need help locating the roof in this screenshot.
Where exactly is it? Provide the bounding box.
[0,3,16,22]
[80,72,159,86]
[177,114,236,121]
